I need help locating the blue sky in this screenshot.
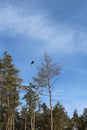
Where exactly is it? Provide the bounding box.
[0,0,87,117]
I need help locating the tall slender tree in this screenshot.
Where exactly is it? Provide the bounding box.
[34,52,61,130]
[24,83,39,130]
[0,51,22,130]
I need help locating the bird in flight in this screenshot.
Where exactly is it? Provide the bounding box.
[31,60,34,65]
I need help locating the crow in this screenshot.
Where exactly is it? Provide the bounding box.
[31,60,34,65]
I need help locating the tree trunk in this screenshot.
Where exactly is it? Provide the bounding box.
[48,79,53,130]
[6,97,15,130]
[24,120,27,130]
[49,90,53,130]
[31,112,35,130]
[12,112,15,130]
[6,96,10,130]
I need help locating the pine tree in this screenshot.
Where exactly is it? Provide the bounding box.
[0,51,22,130]
[53,102,68,130]
[23,83,39,130]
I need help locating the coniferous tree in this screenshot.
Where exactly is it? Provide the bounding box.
[0,51,22,130]
[23,83,39,130]
[82,108,87,130]
[36,103,50,130]
[72,109,79,130]
[19,106,29,130]
[53,102,68,130]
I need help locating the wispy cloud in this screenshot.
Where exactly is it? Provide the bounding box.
[65,100,87,117]
[0,3,87,54]
[52,88,87,117]
[65,67,87,75]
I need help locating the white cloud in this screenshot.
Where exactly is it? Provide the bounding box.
[0,3,87,54]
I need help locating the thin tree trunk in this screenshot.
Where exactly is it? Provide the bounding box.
[25,120,27,130]
[12,112,15,130]
[33,112,35,130]
[6,97,15,130]
[6,96,10,130]
[31,112,35,130]
[48,80,53,130]
[49,91,53,130]
[31,115,33,130]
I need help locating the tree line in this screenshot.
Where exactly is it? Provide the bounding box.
[0,51,87,130]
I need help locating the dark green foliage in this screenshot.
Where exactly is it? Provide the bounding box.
[36,103,51,130]
[53,102,69,130]
[23,83,39,130]
[72,109,85,130]
[0,51,22,130]
[82,108,87,129]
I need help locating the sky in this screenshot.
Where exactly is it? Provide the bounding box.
[0,0,87,117]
